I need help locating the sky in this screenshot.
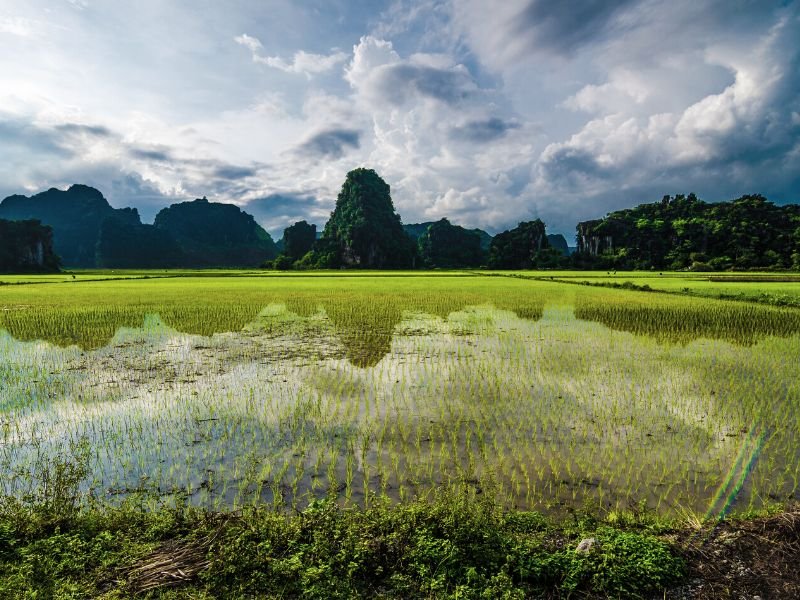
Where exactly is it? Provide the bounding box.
[1,0,798,239]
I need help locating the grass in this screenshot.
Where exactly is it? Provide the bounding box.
[531,270,800,308]
[0,446,687,598]
[0,270,799,594]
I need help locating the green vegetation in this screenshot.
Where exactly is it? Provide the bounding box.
[153,197,277,267]
[1,272,798,515]
[488,220,561,269]
[5,178,800,276]
[575,193,800,271]
[284,220,317,261]
[1,271,799,595]
[0,186,278,269]
[96,218,186,269]
[417,218,484,268]
[405,222,493,252]
[0,219,60,273]
[0,184,139,267]
[0,448,685,598]
[306,169,416,269]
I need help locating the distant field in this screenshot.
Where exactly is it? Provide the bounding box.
[1,271,798,519]
[508,270,800,306]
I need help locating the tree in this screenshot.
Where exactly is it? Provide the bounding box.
[418,218,484,268]
[488,220,549,269]
[312,168,416,269]
[283,220,317,260]
[0,219,60,273]
[574,193,800,271]
[154,197,277,267]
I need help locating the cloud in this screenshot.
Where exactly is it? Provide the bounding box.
[527,6,800,233]
[337,36,539,232]
[0,116,77,157]
[235,33,347,77]
[294,128,361,159]
[2,1,798,241]
[128,148,171,162]
[346,36,476,106]
[449,117,520,142]
[243,192,330,236]
[212,165,258,180]
[0,16,39,37]
[233,33,262,53]
[54,123,112,137]
[511,0,638,57]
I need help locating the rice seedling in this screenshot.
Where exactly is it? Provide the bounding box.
[0,273,798,520]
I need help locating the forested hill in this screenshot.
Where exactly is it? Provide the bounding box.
[575,194,800,271]
[0,186,277,268]
[0,219,60,273]
[0,185,138,267]
[404,222,493,251]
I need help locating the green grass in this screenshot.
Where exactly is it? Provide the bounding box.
[0,271,798,520]
[2,269,799,595]
[530,270,800,307]
[0,448,686,599]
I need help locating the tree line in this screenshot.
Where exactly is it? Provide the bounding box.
[2,170,798,272]
[574,193,800,271]
[265,168,562,270]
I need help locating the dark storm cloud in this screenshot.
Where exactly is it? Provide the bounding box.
[126,144,266,187]
[450,117,520,142]
[295,128,361,159]
[244,193,321,216]
[538,146,612,190]
[514,0,638,56]
[375,64,474,105]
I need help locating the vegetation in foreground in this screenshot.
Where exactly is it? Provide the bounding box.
[2,451,798,599]
[0,449,689,599]
[1,273,799,597]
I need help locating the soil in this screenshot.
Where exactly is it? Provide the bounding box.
[665,505,800,599]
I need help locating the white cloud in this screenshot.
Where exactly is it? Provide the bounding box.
[1,0,797,239]
[530,6,800,229]
[235,33,347,77]
[337,36,541,231]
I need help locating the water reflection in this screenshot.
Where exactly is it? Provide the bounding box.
[0,293,546,367]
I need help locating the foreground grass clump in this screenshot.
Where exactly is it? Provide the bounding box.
[0,451,685,599]
[0,490,685,599]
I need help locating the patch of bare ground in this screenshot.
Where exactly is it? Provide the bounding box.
[666,504,800,599]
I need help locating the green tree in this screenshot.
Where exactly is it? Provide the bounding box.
[312,168,416,269]
[488,220,549,269]
[0,219,60,273]
[283,220,317,261]
[574,193,800,271]
[418,218,484,268]
[154,197,277,267]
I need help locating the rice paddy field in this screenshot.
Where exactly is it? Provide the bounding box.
[1,271,799,519]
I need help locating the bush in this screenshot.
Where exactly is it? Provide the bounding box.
[0,478,687,598]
